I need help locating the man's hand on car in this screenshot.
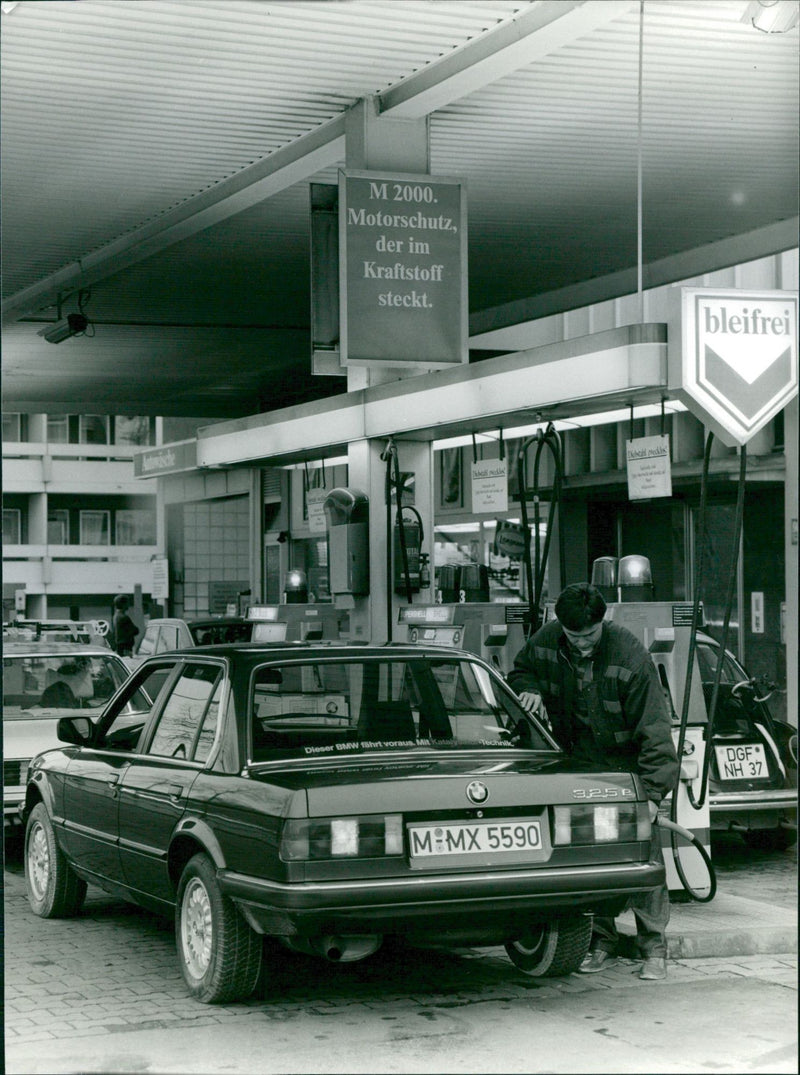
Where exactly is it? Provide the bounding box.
[518,691,544,717]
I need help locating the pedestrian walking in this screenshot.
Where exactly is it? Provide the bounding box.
[112,594,139,657]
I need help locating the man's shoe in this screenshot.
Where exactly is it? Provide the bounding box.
[578,949,618,974]
[639,956,667,980]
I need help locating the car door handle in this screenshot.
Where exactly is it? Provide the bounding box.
[107,774,120,788]
[167,785,185,802]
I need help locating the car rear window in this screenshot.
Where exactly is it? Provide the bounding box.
[190,623,252,645]
[2,654,128,717]
[250,656,552,760]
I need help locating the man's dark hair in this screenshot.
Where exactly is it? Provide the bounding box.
[554,582,607,631]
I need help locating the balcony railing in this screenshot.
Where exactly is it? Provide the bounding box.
[2,441,150,461]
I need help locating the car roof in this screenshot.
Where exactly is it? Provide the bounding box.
[142,641,481,661]
[144,617,248,627]
[3,642,124,659]
[187,617,250,627]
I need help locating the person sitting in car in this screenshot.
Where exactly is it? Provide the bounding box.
[38,657,93,708]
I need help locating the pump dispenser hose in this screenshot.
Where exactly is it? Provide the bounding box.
[656,817,716,903]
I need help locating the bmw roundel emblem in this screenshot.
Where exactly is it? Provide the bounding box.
[466,780,489,805]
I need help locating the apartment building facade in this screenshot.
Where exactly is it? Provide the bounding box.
[2,412,160,623]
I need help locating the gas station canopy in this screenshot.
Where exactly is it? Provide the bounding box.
[1,0,798,420]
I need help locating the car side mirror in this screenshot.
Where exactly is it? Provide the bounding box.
[57,716,94,745]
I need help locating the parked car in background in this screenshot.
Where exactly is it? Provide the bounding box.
[22,641,663,1004]
[627,622,797,851]
[3,618,113,648]
[131,617,257,666]
[3,642,130,830]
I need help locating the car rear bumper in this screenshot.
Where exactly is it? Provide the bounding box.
[4,790,24,828]
[709,788,797,814]
[219,860,665,937]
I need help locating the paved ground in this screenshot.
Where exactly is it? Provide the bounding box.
[3,831,797,1074]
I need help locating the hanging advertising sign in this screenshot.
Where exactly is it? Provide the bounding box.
[626,434,672,500]
[494,519,527,561]
[471,458,508,513]
[306,487,328,534]
[339,170,468,368]
[671,288,798,446]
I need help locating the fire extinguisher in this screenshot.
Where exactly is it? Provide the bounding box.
[394,507,423,595]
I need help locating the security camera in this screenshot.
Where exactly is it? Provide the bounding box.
[37,313,88,344]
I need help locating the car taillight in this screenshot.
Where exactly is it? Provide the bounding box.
[280,814,404,861]
[552,803,651,846]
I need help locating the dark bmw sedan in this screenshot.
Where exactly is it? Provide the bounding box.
[22,642,664,1003]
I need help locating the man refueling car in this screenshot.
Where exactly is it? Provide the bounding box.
[508,581,678,981]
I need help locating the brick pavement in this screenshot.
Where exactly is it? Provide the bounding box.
[3,857,797,1053]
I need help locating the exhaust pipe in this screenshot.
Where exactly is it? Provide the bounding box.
[281,934,382,962]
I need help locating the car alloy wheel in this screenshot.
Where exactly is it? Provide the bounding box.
[27,818,51,905]
[180,876,214,981]
[24,802,87,918]
[175,853,261,1004]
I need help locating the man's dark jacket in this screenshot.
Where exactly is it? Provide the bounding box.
[507,619,678,804]
[112,610,139,655]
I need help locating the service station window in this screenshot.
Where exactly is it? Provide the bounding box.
[434,518,541,604]
[115,509,156,546]
[79,510,110,546]
[3,508,21,545]
[47,509,69,544]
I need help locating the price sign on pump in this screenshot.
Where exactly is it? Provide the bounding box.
[671,288,798,446]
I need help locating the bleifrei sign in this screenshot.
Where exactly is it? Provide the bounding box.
[339,170,468,367]
[672,288,798,446]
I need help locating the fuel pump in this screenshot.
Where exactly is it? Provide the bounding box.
[600,580,715,900]
[668,432,746,899]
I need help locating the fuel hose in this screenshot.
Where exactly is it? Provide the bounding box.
[656,817,716,903]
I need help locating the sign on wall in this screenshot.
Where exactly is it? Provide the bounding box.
[133,439,197,478]
[671,288,798,446]
[339,170,468,368]
[151,558,169,601]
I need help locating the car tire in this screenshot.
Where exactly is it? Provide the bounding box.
[24,802,87,918]
[742,827,797,852]
[505,915,592,977]
[176,853,262,1004]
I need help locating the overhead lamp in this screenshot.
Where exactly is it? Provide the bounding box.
[741,0,799,33]
[37,313,89,344]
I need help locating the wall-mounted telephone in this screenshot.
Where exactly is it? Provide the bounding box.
[324,488,369,596]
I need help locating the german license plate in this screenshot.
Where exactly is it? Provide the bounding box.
[408,818,542,862]
[715,742,768,780]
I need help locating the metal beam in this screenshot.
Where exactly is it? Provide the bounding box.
[379,1,635,118]
[196,325,667,467]
[1,116,347,323]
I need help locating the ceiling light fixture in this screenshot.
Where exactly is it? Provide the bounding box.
[741,0,799,33]
[37,313,89,344]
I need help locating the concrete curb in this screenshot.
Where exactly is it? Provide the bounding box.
[616,891,798,959]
